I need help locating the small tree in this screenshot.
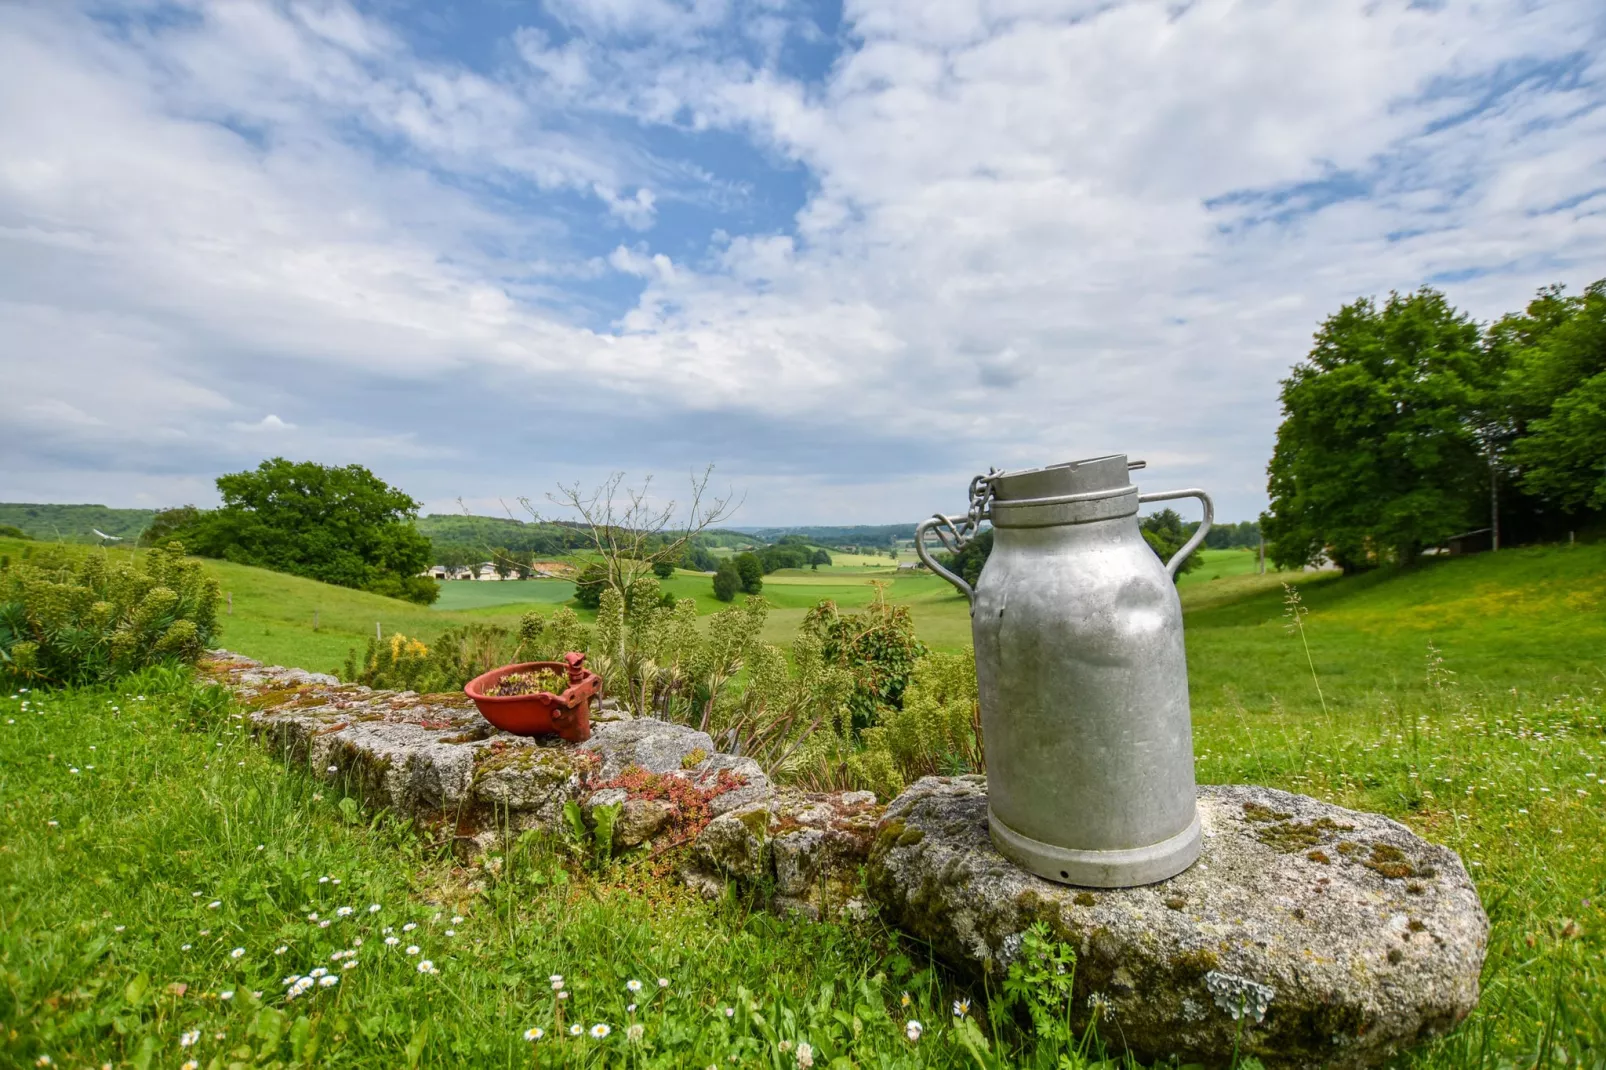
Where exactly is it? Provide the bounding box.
[574,564,607,609]
[652,559,676,579]
[810,548,832,570]
[712,560,740,602]
[734,552,764,594]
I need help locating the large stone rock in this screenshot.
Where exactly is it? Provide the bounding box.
[868,776,1488,1069]
[687,789,883,919]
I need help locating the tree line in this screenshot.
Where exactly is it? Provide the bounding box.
[1264,279,1605,571]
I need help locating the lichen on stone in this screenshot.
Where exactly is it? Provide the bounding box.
[1205,969,1275,1024]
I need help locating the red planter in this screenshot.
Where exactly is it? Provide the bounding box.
[464,652,599,743]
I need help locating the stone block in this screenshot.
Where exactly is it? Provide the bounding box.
[867,776,1487,1069]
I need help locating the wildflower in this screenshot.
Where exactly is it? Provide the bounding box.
[318,877,329,884]
[331,878,341,885]
[952,998,970,1018]
[779,1040,793,1053]
[343,960,358,970]
[905,1020,923,1042]
[181,944,192,951]
[724,1007,734,1018]
[208,901,221,909]
[406,945,420,956]
[418,960,438,974]
[796,1041,814,1069]
[352,937,363,947]
[627,1002,637,1012]
[36,1057,52,1067]
[403,922,417,932]
[336,906,353,917]
[309,968,329,979]
[627,1023,644,1042]
[626,979,643,993]
[199,930,210,937]
[282,976,300,986]
[569,1024,583,1037]
[551,978,564,991]
[319,975,338,988]
[445,930,456,937]
[658,977,670,988]
[230,948,245,959]
[180,1030,201,1047]
[368,904,381,913]
[275,946,288,955]
[385,936,400,947]
[182,1063,197,1070]
[47,820,57,827]
[590,1024,611,1039]
[328,765,338,773]
[307,913,319,921]
[220,991,234,1001]
[900,991,910,1007]
[312,793,322,801]
[69,768,79,774]
[452,915,463,923]
[319,920,330,928]
[558,990,569,1000]
[256,845,265,851]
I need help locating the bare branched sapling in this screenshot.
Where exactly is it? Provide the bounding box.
[522,467,740,657]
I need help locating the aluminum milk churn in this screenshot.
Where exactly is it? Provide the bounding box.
[915,454,1213,887]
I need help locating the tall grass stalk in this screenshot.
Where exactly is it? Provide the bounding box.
[1281,582,1328,717]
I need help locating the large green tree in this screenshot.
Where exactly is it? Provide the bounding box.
[1263,288,1488,571]
[1496,282,1606,512]
[186,458,438,603]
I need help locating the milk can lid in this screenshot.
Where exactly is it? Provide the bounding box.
[990,454,1134,503]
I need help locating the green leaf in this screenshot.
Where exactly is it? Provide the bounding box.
[123,971,149,1006]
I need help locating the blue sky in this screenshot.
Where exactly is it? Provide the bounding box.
[1,0,1603,525]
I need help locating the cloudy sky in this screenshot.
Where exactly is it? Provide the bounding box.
[2,0,1603,525]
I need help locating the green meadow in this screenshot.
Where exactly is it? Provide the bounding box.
[3,535,1604,1066]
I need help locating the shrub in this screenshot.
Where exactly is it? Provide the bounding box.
[802,591,928,730]
[734,552,763,594]
[574,564,607,609]
[0,544,221,687]
[343,623,516,692]
[0,524,31,540]
[848,651,982,798]
[361,571,441,605]
[711,560,740,602]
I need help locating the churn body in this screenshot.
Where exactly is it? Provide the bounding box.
[919,454,1211,887]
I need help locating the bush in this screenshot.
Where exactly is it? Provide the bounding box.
[734,552,763,594]
[802,592,927,731]
[0,524,31,540]
[652,559,675,579]
[849,651,981,798]
[0,544,221,687]
[574,564,607,609]
[711,560,740,602]
[343,623,516,692]
[361,572,441,605]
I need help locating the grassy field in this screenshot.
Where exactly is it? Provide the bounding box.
[3,537,1605,1065]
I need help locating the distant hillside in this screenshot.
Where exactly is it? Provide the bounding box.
[415,514,587,555]
[731,524,915,547]
[0,503,157,543]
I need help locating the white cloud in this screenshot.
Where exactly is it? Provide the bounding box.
[0,0,1602,523]
[233,414,297,432]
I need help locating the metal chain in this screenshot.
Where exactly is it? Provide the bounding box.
[953,468,999,546]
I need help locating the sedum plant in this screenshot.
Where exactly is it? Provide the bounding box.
[0,544,221,687]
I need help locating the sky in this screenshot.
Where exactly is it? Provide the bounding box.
[1,0,1604,527]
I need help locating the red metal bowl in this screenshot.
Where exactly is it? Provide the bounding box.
[464,652,599,743]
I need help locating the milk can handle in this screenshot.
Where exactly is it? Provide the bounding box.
[1136,488,1214,578]
[915,515,975,602]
